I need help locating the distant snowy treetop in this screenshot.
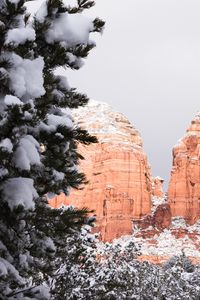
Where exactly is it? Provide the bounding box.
[72,99,143,147]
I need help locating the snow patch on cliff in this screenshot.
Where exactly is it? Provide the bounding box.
[72,99,143,146]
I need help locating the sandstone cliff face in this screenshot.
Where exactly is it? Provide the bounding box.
[49,100,152,241]
[168,112,200,224]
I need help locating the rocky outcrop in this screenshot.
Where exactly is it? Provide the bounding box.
[49,100,152,241]
[153,203,172,229]
[168,112,200,224]
[135,196,172,233]
[152,176,164,198]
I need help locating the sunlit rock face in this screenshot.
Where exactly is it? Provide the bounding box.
[168,112,200,224]
[49,100,152,241]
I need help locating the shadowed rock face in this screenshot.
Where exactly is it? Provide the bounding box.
[168,112,200,224]
[49,100,152,241]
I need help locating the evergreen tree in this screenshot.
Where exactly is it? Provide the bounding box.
[0,0,104,298]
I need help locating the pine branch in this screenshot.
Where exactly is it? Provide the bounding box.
[93,17,105,33]
[6,285,37,298]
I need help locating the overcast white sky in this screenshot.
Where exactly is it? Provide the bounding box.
[67,0,200,189]
[28,0,200,189]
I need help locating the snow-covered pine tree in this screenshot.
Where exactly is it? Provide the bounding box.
[0,0,104,298]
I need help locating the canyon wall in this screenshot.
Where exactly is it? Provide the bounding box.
[49,100,153,241]
[168,112,200,224]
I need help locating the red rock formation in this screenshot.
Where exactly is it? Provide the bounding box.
[152,176,164,198]
[153,203,172,229]
[135,202,172,232]
[49,100,152,241]
[168,112,200,224]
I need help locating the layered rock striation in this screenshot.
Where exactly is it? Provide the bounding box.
[49,100,152,241]
[168,112,200,224]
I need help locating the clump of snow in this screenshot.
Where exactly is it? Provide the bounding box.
[40,237,56,253]
[8,0,21,4]
[47,113,73,130]
[47,192,56,200]
[0,138,13,152]
[45,13,93,46]
[0,177,38,210]
[0,258,25,284]
[66,52,77,63]
[31,285,50,300]
[34,0,48,22]
[57,75,70,90]
[0,168,8,178]
[53,170,65,181]
[5,28,36,46]
[19,254,29,270]
[13,135,41,170]
[4,94,23,106]
[9,54,45,99]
